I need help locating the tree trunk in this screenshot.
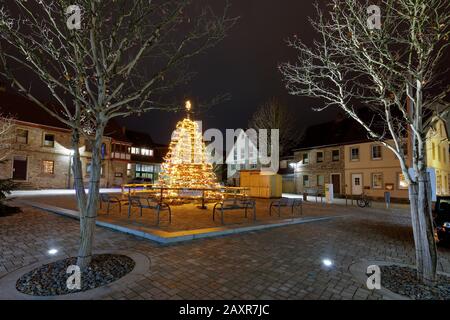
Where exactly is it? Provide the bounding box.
[409,171,437,286]
[76,125,105,270]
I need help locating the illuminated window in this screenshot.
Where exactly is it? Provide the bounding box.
[398,173,409,190]
[350,147,360,161]
[303,175,309,187]
[302,153,309,164]
[16,129,28,144]
[316,152,324,163]
[127,163,132,177]
[43,160,54,174]
[371,145,382,160]
[141,149,154,156]
[43,133,55,148]
[131,147,140,155]
[332,150,340,162]
[372,173,383,189]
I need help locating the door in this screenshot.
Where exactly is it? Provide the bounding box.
[331,174,341,195]
[13,156,27,181]
[351,174,363,195]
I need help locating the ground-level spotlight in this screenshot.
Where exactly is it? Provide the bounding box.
[48,249,58,255]
[322,259,333,267]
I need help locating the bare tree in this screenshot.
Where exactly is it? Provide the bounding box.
[0,0,236,269]
[0,113,14,162]
[280,0,449,284]
[249,98,298,156]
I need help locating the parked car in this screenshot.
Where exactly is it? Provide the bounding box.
[434,196,450,244]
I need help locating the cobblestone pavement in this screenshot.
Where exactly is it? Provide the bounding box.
[22,195,346,232]
[1,200,449,300]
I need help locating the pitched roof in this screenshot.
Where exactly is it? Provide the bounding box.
[294,115,371,150]
[0,85,149,146]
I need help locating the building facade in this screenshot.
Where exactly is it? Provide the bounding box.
[286,115,449,201]
[293,145,345,196]
[0,90,166,189]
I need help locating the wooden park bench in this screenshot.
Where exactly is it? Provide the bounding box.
[99,193,128,214]
[269,198,303,217]
[213,198,256,225]
[127,196,172,226]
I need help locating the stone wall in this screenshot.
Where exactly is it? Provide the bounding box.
[293,146,345,195]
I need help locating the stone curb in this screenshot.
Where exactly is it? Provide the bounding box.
[348,259,450,300]
[18,200,341,244]
[0,250,151,300]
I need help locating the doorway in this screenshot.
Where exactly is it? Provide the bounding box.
[13,156,28,181]
[331,174,341,195]
[351,173,363,195]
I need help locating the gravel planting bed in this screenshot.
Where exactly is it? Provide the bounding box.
[16,254,135,296]
[380,265,450,300]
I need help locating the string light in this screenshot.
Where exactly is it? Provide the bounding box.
[158,100,221,200]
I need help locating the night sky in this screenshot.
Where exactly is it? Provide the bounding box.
[117,0,339,144]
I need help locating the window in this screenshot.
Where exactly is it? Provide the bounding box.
[135,164,156,180]
[141,149,154,156]
[443,147,447,164]
[371,145,382,160]
[303,175,310,187]
[398,173,408,190]
[350,147,360,161]
[432,143,436,160]
[85,139,93,153]
[16,129,28,144]
[44,133,55,148]
[438,146,441,162]
[317,175,324,187]
[42,160,54,174]
[372,173,383,189]
[127,163,132,177]
[437,175,442,195]
[332,150,340,162]
[302,153,309,164]
[316,152,324,163]
[131,147,140,155]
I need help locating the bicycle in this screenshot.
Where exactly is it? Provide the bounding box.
[357,192,372,208]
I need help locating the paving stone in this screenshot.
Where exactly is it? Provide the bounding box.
[0,199,449,300]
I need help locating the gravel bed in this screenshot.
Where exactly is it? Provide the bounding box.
[16,254,135,296]
[380,265,450,300]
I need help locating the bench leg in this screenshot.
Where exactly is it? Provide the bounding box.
[269,204,273,216]
[119,203,121,214]
[168,207,172,224]
[140,207,143,217]
[128,203,131,218]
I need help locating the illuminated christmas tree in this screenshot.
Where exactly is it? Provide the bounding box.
[159,101,221,199]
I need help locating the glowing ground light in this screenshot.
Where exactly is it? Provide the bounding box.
[322,259,333,267]
[48,249,58,255]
